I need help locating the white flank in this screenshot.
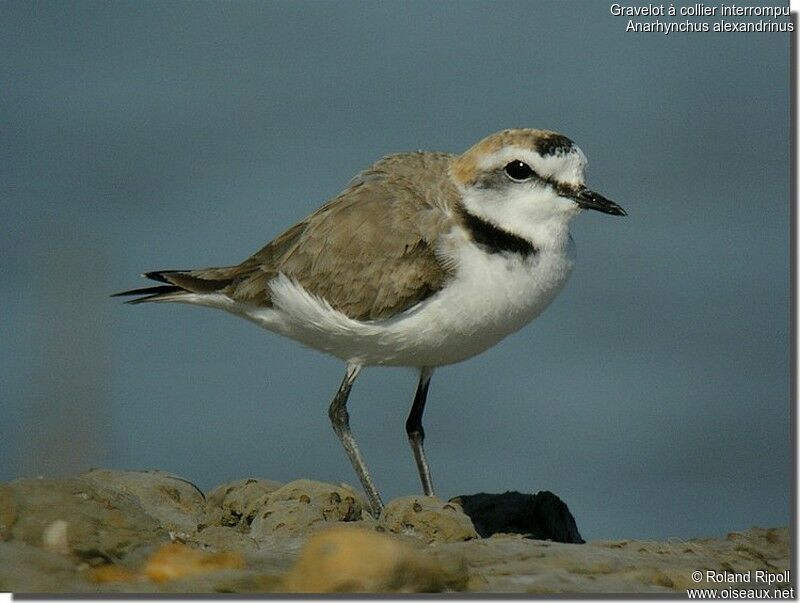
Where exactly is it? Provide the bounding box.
[242,224,576,367]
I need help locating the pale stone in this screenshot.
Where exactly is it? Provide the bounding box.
[248,479,368,542]
[191,525,260,554]
[283,525,458,593]
[380,495,479,543]
[42,519,70,555]
[204,478,283,530]
[143,542,245,583]
[0,476,167,563]
[79,469,206,534]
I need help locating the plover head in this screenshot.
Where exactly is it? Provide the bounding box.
[451,129,625,244]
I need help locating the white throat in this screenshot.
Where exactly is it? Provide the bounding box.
[459,185,578,252]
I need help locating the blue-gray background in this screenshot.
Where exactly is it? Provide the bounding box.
[1,1,791,541]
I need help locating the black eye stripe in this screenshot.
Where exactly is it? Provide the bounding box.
[500,162,572,193]
[474,161,569,192]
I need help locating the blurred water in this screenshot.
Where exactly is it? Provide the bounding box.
[0,1,790,540]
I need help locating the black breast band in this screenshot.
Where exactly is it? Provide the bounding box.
[458,208,538,257]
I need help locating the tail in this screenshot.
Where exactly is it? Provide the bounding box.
[112,269,235,304]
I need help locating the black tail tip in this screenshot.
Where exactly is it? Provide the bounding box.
[112,284,183,303]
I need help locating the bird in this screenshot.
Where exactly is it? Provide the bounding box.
[115,128,626,517]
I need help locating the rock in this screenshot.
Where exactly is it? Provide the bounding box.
[283,525,459,592]
[427,526,792,593]
[190,526,259,554]
[0,469,790,594]
[380,496,478,543]
[42,519,70,555]
[143,542,245,583]
[268,479,368,522]
[249,499,325,543]
[87,564,142,584]
[86,549,282,594]
[79,469,206,535]
[0,541,88,592]
[204,478,283,530]
[451,491,584,543]
[154,569,284,594]
[248,479,368,542]
[0,476,168,564]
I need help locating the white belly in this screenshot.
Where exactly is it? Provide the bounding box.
[242,240,575,368]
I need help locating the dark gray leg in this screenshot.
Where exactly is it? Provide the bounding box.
[405,367,435,497]
[328,363,384,517]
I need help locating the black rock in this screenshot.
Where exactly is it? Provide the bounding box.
[450,490,584,543]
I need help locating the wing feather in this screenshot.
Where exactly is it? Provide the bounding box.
[118,152,458,322]
[227,152,457,320]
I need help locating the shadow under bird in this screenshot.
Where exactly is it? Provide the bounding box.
[115,128,626,517]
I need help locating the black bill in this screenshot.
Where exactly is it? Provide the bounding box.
[572,188,626,216]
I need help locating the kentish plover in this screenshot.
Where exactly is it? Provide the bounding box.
[116,128,626,516]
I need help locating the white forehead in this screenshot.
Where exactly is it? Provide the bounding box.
[477,145,588,186]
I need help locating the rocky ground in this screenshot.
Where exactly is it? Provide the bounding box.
[0,469,791,594]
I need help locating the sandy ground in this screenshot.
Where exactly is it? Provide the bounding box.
[0,469,791,594]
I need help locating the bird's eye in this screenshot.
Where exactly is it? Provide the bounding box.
[504,160,534,182]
